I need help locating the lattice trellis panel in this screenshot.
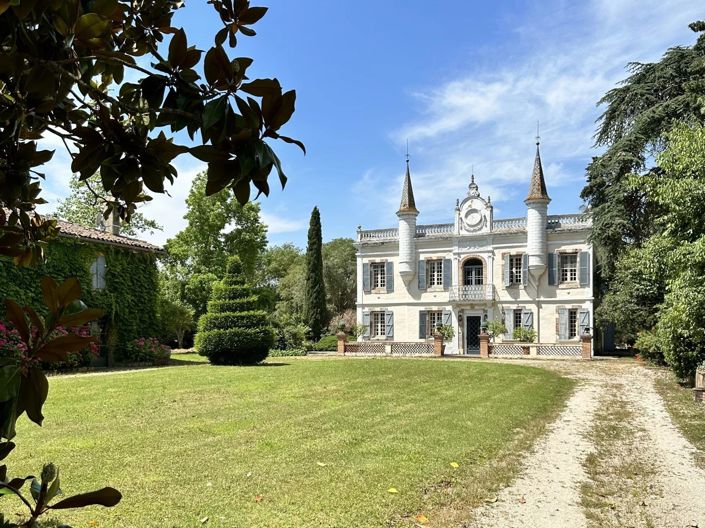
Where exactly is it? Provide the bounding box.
[344,342,386,355]
[490,344,524,356]
[537,345,581,356]
[390,342,434,356]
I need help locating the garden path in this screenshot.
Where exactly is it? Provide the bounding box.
[464,359,705,528]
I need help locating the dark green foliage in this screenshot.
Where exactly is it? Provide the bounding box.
[581,22,705,280]
[313,335,338,351]
[322,238,356,320]
[196,256,272,365]
[0,238,159,360]
[0,1,302,266]
[303,207,327,341]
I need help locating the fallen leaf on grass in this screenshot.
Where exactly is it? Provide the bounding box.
[317,461,327,467]
[450,462,460,468]
[485,496,498,503]
[255,495,263,503]
[387,487,399,494]
[199,517,209,524]
[415,513,430,524]
[518,495,526,504]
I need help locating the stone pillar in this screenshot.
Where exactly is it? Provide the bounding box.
[336,332,347,356]
[581,332,592,360]
[433,333,444,357]
[479,332,489,358]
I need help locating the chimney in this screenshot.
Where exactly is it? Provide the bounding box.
[108,209,120,236]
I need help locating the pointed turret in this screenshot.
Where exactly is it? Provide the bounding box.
[397,160,419,214]
[397,159,419,286]
[525,143,551,203]
[525,140,550,281]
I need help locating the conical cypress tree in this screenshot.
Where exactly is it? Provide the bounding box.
[196,256,273,365]
[304,206,327,340]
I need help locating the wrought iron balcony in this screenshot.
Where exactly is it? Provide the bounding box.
[449,284,494,302]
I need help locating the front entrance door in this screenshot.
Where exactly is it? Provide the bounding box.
[466,316,481,355]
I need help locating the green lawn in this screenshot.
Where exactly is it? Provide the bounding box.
[7,358,573,527]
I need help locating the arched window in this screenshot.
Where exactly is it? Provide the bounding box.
[463,258,483,286]
[90,255,106,290]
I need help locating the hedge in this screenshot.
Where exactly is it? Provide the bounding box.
[196,256,273,365]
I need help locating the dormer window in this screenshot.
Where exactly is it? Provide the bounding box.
[90,255,106,290]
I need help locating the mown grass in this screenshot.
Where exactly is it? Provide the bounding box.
[6,358,572,527]
[653,367,705,468]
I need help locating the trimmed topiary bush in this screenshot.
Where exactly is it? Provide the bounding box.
[313,334,338,351]
[196,257,273,365]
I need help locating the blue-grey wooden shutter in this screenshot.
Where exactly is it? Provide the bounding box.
[443,258,452,290]
[504,308,514,337]
[547,252,556,285]
[385,261,394,293]
[579,251,590,287]
[418,311,427,338]
[558,308,568,340]
[579,309,590,335]
[418,260,426,290]
[362,312,370,338]
[555,251,561,284]
[362,263,371,293]
[522,309,533,329]
[521,254,528,286]
[503,255,510,287]
[442,310,452,326]
[385,311,394,339]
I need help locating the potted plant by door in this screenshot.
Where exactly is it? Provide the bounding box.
[434,323,455,354]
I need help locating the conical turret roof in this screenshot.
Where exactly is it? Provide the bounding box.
[397,160,419,215]
[525,143,550,203]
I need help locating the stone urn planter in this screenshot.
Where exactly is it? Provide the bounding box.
[694,364,705,403]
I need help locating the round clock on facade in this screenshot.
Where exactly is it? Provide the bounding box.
[464,208,482,227]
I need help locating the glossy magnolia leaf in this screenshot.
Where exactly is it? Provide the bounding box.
[50,487,122,509]
[232,177,250,205]
[238,25,256,37]
[57,308,104,328]
[168,29,187,67]
[24,306,45,337]
[277,134,306,154]
[0,441,15,461]
[47,467,61,502]
[17,368,48,426]
[56,278,82,308]
[75,13,110,41]
[36,334,96,362]
[190,145,230,163]
[6,475,33,491]
[240,78,281,97]
[238,6,267,25]
[41,276,60,312]
[4,300,29,343]
[268,90,296,130]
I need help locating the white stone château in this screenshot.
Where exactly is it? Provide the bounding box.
[355,143,593,356]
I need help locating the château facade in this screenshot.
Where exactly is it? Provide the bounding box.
[355,143,593,356]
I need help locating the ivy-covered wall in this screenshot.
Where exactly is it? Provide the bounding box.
[0,237,159,360]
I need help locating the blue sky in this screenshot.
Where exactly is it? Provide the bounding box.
[40,0,703,248]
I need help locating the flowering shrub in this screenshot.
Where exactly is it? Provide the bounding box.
[0,320,98,372]
[125,337,170,364]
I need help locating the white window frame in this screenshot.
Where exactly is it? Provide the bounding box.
[370,311,386,338]
[370,262,386,290]
[509,254,523,285]
[560,253,578,283]
[426,311,443,337]
[426,259,444,288]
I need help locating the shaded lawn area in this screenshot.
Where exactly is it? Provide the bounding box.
[7,359,573,527]
[653,366,705,469]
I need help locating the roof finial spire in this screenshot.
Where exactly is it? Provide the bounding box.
[525,128,551,203]
[468,165,480,197]
[397,148,418,215]
[536,120,540,146]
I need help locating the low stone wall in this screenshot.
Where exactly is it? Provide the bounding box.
[337,333,437,357]
[480,332,592,360]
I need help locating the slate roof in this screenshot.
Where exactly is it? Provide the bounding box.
[397,160,419,214]
[525,143,551,203]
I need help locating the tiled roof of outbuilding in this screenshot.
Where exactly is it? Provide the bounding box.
[56,220,163,253]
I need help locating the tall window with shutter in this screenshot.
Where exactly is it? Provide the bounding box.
[560,253,578,283]
[427,259,443,287]
[370,311,386,338]
[90,255,106,290]
[506,254,523,285]
[371,262,386,289]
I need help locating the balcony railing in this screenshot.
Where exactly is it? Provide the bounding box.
[449,284,494,302]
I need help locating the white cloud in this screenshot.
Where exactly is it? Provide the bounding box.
[365,0,703,226]
[260,211,306,235]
